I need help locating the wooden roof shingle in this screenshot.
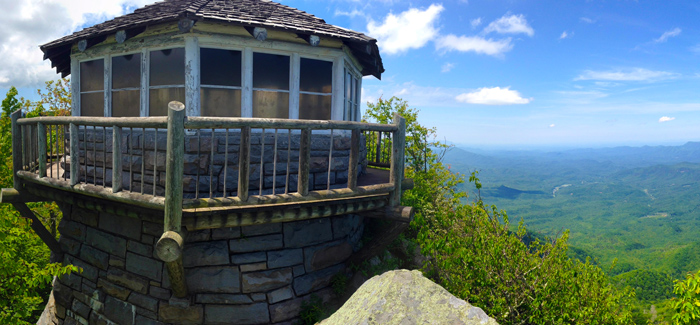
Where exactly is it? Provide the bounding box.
[41,0,383,78]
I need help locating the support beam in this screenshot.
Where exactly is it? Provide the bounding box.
[358,205,414,223]
[390,114,406,206]
[12,202,63,260]
[156,231,187,298]
[0,188,44,203]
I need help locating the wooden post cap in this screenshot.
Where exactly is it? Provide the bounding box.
[155,231,184,262]
[168,101,185,112]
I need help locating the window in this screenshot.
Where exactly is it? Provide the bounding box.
[111,54,141,117]
[299,58,332,120]
[149,48,185,116]
[253,53,289,118]
[344,68,360,121]
[80,59,104,116]
[200,48,242,117]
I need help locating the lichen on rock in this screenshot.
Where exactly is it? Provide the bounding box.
[320,269,498,325]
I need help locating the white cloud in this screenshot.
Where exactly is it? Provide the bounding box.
[575,68,677,82]
[335,9,365,18]
[691,44,700,54]
[367,4,444,55]
[455,86,532,105]
[470,18,482,29]
[659,116,675,123]
[0,0,155,88]
[435,35,513,56]
[580,17,594,24]
[441,62,455,73]
[654,28,681,43]
[483,14,534,37]
[549,124,555,128]
[560,31,570,39]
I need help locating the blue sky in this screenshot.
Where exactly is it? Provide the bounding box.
[2,0,699,148]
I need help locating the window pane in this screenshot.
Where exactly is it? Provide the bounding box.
[253,91,289,118]
[149,88,185,116]
[201,48,241,87]
[112,54,141,89]
[300,58,332,93]
[81,93,104,116]
[150,48,185,86]
[253,53,289,90]
[201,88,241,117]
[299,94,331,120]
[80,59,104,92]
[345,72,351,99]
[112,90,140,117]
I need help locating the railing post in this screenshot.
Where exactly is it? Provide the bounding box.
[375,131,382,165]
[298,128,311,195]
[156,101,187,298]
[112,126,122,193]
[347,129,360,190]
[390,114,406,206]
[11,110,22,190]
[238,126,251,201]
[69,123,79,186]
[37,122,47,178]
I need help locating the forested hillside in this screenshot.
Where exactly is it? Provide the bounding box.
[445,144,700,323]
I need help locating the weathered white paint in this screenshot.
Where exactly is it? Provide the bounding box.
[71,56,80,116]
[184,36,200,116]
[242,47,253,117]
[331,55,345,121]
[197,33,341,59]
[140,48,149,117]
[104,54,112,117]
[289,53,300,119]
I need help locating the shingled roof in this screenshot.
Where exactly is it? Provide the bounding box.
[40,0,384,79]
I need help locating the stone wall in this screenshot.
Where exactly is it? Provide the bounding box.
[67,129,367,198]
[51,203,364,324]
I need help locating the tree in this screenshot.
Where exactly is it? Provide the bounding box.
[364,97,634,325]
[0,80,77,324]
[672,270,700,324]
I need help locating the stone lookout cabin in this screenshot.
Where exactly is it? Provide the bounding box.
[0,0,414,324]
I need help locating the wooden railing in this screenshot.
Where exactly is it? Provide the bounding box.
[12,103,406,211]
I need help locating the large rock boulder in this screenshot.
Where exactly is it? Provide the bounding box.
[320,269,498,325]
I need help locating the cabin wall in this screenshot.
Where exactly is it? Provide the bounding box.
[51,203,365,324]
[65,129,368,197]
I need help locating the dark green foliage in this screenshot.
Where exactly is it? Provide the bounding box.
[672,270,700,324]
[613,270,674,302]
[365,98,634,325]
[0,81,78,324]
[296,295,324,325]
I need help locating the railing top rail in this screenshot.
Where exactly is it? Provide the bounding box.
[184,116,399,132]
[17,116,169,128]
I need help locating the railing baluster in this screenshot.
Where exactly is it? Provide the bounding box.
[103,127,106,187]
[327,129,333,190]
[223,128,229,196]
[141,127,145,194]
[375,131,382,165]
[11,110,22,189]
[285,129,291,194]
[93,126,97,185]
[272,129,278,195]
[390,114,406,206]
[298,128,311,196]
[62,125,67,181]
[259,128,265,196]
[238,126,251,201]
[196,129,201,199]
[113,126,123,193]
[82,126,87,184]
[49,124,53,178]
[348,129,359,190]
[154,128,158,196]
[70,123,79,186]
[129,127,133,191]
[209,128,215,198]
[37,122,47,178]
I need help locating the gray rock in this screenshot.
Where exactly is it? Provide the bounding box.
[212,227,241,240]
[158,303,203,324]
[58,220,86,241]
[242,268,293,293]
[304,241,352,272]
[267,286,293,304]
[127,240,153,258]
[99,212,141,240]
[283,219,332,248]
[229,234,283,253]
[267,248,303,269]
[331,214,361,240]
[292,264,344,296]
[79,245,109,270]
[241,223,282,236]
[125,252,163,282]
[85,228,127,257]
[231,252,267,264]
[104,296,135,325]
[195,294,252,304]
[128,292,159,312]
[183,241,230,267]
[105,267,148,294]
[187,266,240,293]
[205,303,270,324]
[319,270,499,325]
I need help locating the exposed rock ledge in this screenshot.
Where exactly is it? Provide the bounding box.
[320,269,499,325]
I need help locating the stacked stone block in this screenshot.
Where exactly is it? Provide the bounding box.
[52,204,364,324]
[67,129,368,198]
